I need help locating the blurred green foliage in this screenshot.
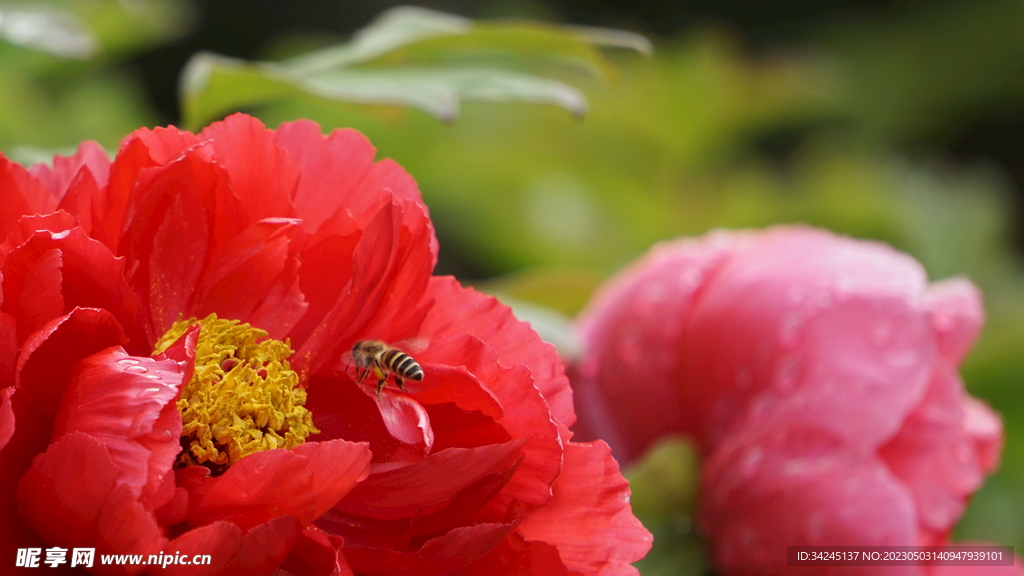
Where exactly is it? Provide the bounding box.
[1,1,1023,574]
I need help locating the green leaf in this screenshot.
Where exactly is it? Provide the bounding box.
[0,3,96,58]
[180,5,649,129]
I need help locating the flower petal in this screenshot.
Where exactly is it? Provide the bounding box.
[0,155,57,240]
[274,120,377,232]
[185,449,317,530]
[517,441,652,576]
[219,515,303,576]
[280,526,355,576]
[879,368,993,540]
[422,276,576,433]
[194,218,306,328]
[199,113,299,222]
[3,226,148,351]
[334,441,526,520]
[700,426,921,575]
[458,533,582,576]
[678,227,935,452]
[16,308,128,425]
[571,231,744,462]
[926,277,984,366]
[29,140,111,199]
[162,521,243,576]
[52,345,188,500]
[343,522,515,576]
[291,439,373,520]
[0,386,12,452]
[18,431,121,547]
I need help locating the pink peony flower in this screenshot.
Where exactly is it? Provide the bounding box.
[571,226,1016,575]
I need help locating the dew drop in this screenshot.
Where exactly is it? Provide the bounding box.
[124,365,149,375]
[135,387,162,398]
[117,358,141,366]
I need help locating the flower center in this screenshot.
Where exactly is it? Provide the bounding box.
[154,314,318,475]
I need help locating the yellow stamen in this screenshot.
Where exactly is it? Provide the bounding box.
[154,314,318,475]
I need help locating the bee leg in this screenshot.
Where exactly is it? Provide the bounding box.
[354,367,366,383]
[376,377,386,398]
[395,376,406,391]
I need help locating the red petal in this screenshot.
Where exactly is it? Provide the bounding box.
[3,226,148,351]
[418,332,562,508]
[52,346,187,500]
[18,431,120,547]
[343,522,514,576]
[246,257,309,340]
[95,481,167,564]
[421,277,575,433]
[219,515,303,576]
[517,441,651,576]
[185,449,316,530]
[199,113,299,222]
[274,120,377,232]
[2,246,63,342]
[280,526,354,576]
[459,532,583,576]
[162,521,244,576]
[334,441,525,520]
[16,308,128,426]
[700,427,920,575]
[0,386,12,451]
[0,210,77,258]
[291,439,373,520]
[98,126,201,250]
[194,218,304,325]
[306,372,425,464]
[371,390,434,452]
[29,140,111,198]
[0,155,57,240]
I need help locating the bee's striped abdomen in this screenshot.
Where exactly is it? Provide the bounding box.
[381,348,424,381]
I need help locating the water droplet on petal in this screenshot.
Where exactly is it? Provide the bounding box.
[125,365,149,374]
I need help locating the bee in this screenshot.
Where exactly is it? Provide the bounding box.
[349,340,424,397]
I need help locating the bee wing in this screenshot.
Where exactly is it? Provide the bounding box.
[391,336,429,355]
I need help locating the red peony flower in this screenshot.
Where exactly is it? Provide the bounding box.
[571,226,1018,575]
[0,113,652,575]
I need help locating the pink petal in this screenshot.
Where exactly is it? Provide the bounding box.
[963,396,1004,472]
[879,369,987,538]
[700,426,921,576]
[926,277,984,366]
[517,441,652,576]
[572,231,745,462]
[679,227,934,452]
